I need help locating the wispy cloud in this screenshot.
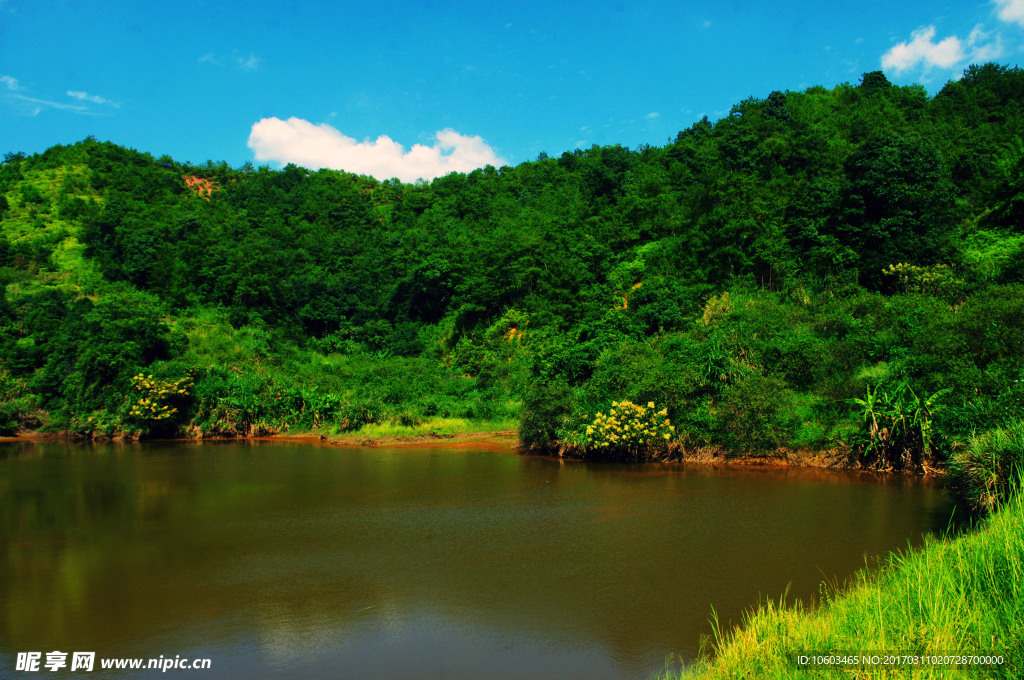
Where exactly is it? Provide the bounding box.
[247,117,506,182]
[993,0,1024,27]
[236,52,261,70]
[967,25,1005,63]
[200,50,262,70]
[881,24,1003,76]
[644,112,660,120]
[3,76,118,116]
[13,94,91,116]
[67,90,120,108]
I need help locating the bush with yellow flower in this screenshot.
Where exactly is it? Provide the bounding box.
[584,400,674,456]
[127,373,194,425]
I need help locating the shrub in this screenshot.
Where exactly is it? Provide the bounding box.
[848,381,949,471]
[518,380,571,449]
[189,369,276,436]
[583,400,674,456]
[333,398,383,432]
[948,420,1024,513]
[713,371,798,452]
[127,372,194,425]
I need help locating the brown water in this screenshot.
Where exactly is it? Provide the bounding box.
[1,440,957,679]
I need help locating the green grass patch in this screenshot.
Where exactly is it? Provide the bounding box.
[338,416,518,441]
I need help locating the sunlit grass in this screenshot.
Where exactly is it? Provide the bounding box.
[335,417,518,441]
[2,165,105,301]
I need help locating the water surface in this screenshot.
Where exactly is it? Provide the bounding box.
[0,440,957,678]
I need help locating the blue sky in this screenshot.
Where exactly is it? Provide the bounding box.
[2,0,1023,181]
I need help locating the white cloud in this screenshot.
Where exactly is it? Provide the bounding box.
[67,90,120,107]
[882,23,1006,77]
[247,117,507,182]
[236,52,261,70]
[13,94,90,114]
[967,24,1005,62]
[5,81,116,116]
[994,0,1024,27]
[882,26,964,73]
[644,112,660,119]
[199,51,261,70]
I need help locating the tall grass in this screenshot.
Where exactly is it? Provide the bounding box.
[948,421,1024,513]
[663,490,1024,679]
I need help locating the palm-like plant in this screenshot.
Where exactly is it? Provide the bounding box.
[849,381,949,471]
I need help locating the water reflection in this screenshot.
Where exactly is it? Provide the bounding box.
[1,441,958,679]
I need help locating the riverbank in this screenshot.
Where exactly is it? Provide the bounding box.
[660,491,1023,679]
[0,426,897,475]
[0,418,520,449]
[0,429,866,471]
[527,439,884,473]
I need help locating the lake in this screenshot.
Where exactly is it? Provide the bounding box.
[0,439,957,679]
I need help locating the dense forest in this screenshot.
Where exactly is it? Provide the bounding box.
[2,65,1024,498]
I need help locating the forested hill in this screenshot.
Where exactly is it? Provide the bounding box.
[2,65,1023,471]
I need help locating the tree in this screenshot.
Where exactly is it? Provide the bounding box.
[859,71,892,95]
[836,134,956,286]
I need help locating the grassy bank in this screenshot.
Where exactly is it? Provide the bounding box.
[663,491,1024,679]
[325,417,518,446]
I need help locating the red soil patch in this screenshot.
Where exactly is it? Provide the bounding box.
[183,175,220,200]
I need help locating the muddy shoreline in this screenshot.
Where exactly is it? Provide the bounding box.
[0,429,941,477]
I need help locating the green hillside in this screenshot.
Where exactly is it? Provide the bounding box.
[2,66,1024,482]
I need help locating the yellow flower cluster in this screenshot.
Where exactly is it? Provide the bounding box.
[881,262,959,295]
[128,373,193,421]
[585,400,675,451]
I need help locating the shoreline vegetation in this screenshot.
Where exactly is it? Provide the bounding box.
[4,64,1024,676]
[0,418,520,447]
[0,424,848,470]
[0,425,853,471]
